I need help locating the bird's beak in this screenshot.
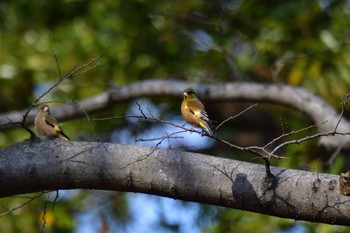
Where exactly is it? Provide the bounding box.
[183,92,188,97]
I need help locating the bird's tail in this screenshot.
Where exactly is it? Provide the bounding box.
[200,121,215,137]
[58,131,70,141]
[54,125,70,141]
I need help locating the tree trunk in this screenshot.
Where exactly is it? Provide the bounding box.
[0,140,349,226]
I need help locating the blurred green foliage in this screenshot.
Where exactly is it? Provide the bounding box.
[1,0,350,232]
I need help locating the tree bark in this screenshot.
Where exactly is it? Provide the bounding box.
[1,140,349,226]
[1,80,349,150]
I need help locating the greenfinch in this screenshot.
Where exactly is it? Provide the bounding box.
[34,104,69,141]
[181,88,214,136]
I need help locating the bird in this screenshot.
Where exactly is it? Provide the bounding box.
[34,104,70,141]
[181,87,214,136]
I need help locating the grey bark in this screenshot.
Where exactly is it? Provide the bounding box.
[1,80,350,150]
[0,140,349,226]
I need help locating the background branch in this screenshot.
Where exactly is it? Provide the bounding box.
[1,80,350,149]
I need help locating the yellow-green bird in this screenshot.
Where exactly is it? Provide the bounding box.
[181,88,214,136]
[34,104,69,141]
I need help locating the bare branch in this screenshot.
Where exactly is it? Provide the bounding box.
[95,106,279,176]
[94,96,348,177]
[333,93,350,133]
[52,50,62,80]
[1,51,106,139]
[40,197,48,232]
[71,100,98,141]
[270,93,350,156]
[215,103,257,130]
[0,192,48,217]
[135,132,184,143]
[326,144,344,167]
[265,121,327,149]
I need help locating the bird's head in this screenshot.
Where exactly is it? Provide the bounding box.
[183,88,196,100]
[39,104,50,113]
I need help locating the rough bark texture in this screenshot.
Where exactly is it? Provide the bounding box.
[1,80,350,149]
[0,140,349,225]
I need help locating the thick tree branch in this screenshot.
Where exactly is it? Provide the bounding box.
[1,80,350,149]
[0,140,349,225]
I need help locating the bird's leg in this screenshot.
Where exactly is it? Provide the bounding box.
[201,130,205,137]
[189,125,195,133]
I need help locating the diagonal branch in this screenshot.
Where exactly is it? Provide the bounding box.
[2,51,106,139]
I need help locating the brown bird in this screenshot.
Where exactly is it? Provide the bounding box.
[181,88,214,136]
[34,104,69,141]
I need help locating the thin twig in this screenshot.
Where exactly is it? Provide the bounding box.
[215,104,257,130]
[326,143,344,167]
[98,92,350,176]
[264,121,327,149]
[52,50,62,80]
[0,192,49,217]
[40,198,48,233]
[2,50,107,138]
[271,93,350,156]
[144,98,155,119]
[52,190,59,211]
[333,93,350,133]
[71,100,98,141]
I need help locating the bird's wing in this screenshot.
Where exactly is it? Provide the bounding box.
[44,115,70,140]
[187,100,210,122]
[194,110,210,122]
[44,115,62,132]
